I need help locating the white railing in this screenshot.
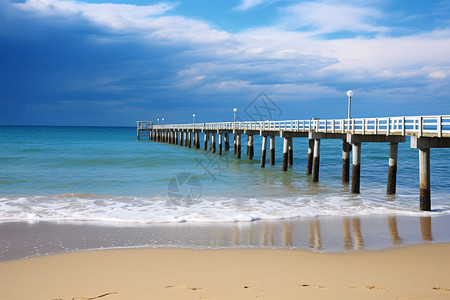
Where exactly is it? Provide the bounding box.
[138,115,450,137]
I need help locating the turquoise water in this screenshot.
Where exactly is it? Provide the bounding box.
[1,125,449,224]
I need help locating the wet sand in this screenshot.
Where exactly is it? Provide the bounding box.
[1,215,450,261]
[1,244,450,300]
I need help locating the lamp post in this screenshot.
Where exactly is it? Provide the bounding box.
[346,90,354,119]
[193,113,195,125]
[157,118,160,125]
[233,108,237,129]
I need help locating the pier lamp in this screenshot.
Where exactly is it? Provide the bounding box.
[157,118,160,125]
[233,108,237,129]
[162,117,165,125]
[346,90,354,119]
[193,113,195,125]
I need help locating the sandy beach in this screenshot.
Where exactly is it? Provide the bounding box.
[1,243,449,300]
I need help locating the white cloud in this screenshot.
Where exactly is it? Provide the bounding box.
[235,0,266,11]
[278,1,387,34]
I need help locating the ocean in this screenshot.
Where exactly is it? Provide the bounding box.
[1,125,450,259]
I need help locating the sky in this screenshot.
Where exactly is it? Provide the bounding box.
[1,0,449,126]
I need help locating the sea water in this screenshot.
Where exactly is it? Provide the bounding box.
[1,125,449,225]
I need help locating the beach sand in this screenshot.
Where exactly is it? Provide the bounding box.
[1,244,449,300]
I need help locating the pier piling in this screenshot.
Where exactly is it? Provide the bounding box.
[282,138,288,171]
[247,135,254,160]
[224,133,230,151]
[204,132,209,151]
[342,140,351,183]
[306,139,314,175]
[387,142,399,194]
[270,136,275,165]
[211,133,216,153]
[351,142,361,193]
[236,134,241,159]
[419,148,431,211]
[312,139,320,182]
[218,133,223,155]
[260,136,267,168]
[288,137,293,166]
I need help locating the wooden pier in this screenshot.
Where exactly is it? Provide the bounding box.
[137,116,450,211]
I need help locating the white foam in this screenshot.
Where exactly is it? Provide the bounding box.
[0,192,448,225]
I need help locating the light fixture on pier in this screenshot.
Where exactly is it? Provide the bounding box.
[346,90,354,119]
[162,117,165,125]
[193,114,195,125]
[157,118,160,125]
[233,108,237,129]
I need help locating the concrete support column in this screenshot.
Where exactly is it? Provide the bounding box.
[282,137,288,171]
[236,134,241,159]
[419,148,431,211]
[224,133,230,151]
[180,131,184,146]
[306,139,314,175]
[218,133,223,155]
[342,140,351,183]
[185,132,188,147]
[211,133,216,153]
[270,136,275,165]
[288,137,293,166]
[204,132,209,151]
[312,139,320,182]
[387,142,399,195]
[175,131,179,145]
[351,142,361,193]
[260,136,267,168]
[247,135,254,160]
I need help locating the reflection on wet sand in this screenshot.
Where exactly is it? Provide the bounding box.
[388,216,403,246]
[222,216,434,251]
[342,217,364,250]
[309,219,322,250]
[420,217,433,242]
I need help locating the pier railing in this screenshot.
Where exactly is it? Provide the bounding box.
[138,115,450,138]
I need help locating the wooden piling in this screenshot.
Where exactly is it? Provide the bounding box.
[224,133,230,151]
[306,139,314,175]
[282,137,288,171]
[218,133,223,155]
[195,132,200,149]
[351,142,361,193]
[236,134,241,159]
[188,132,192,148]
[204,132,209,150]
[312,139,320,182]
[247,135,254,160]
[270,136,275,165]
[261,136,267,168]
[288,137,293,166]
[419,148,431,211]
[211,133,216,153]
[387,142,398,194]
[342,140,351,183]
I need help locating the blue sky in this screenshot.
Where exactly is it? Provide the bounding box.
[1,0,449,126]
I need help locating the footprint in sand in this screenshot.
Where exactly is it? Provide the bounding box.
[432,287,450,292]
[300,284,328,289]
[350,285,388,292]
[164,285,202,291]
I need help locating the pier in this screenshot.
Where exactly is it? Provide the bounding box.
[137,116,450,211]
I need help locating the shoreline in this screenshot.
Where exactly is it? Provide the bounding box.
[1,214,450,262]
[1,243,450,299]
